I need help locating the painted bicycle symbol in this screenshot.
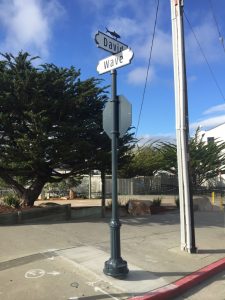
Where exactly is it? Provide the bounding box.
[25,269,45,279]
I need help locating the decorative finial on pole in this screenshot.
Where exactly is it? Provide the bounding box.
[105,28,121,40]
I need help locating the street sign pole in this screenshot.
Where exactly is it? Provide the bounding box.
[103,69,129,277]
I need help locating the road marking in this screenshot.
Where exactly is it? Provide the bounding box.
[46,271,60,276]
[68,297,79,300]
[47,256,55,261]
[25,269,45,279]
[145,255,158,263]
[86,280,102,287]
[94,286,119,300]
[87,281,118,300]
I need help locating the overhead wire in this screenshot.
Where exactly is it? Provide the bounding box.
[135,0,160,138]
[208,0,225,54]
[184,11,225,102]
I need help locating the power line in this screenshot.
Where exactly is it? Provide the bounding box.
[184,11,225,102]
[135,0,159,137]
[208,0,225,54]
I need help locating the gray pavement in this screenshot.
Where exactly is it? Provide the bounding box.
[1,210,225,299]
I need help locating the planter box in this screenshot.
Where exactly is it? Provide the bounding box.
[0,204,71,225]
[150,206,166,214]
[71,207,101,219]
[128,200,151,216]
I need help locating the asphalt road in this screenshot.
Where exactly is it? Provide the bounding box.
[1,211,225,299]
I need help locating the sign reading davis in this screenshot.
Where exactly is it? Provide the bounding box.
[95,31,128,54]
[97,48,134,74]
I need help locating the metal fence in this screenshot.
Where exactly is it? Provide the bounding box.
[75,174,179,197]
[75,175,225,198]
[1,174,224,199]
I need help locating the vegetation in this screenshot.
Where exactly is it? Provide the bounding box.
[2,194,21,208]
[1,52,223,206]
[90,123,135,216]
[157,129,225,187]
[0,52,134,206]
[119,141,163,178]
[125,128,225,190]
[151,197,162,207]
[44,176,83,198]
[175,197,179,208]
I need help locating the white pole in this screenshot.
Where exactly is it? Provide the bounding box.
[176,2,192,250]
[171,0,186,250]
[89,173,92,199]
[170,0,196,253]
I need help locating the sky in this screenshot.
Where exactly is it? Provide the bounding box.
[1,0,225,144]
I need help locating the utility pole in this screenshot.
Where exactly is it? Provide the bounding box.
[170,0,197,253]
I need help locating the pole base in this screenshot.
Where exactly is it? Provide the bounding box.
[188,246,198,254]
[103,257,129,278]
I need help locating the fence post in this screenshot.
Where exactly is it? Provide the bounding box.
[130,178,134,195]
[211,192,215,207]
[220,196,223,210]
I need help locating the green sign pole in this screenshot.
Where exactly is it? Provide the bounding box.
[103,69,129,277]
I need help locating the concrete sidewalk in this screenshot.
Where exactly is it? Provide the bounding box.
[0,210,225,299]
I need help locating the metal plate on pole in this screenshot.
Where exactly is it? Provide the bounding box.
[103,95,132,138]
[97,49,134,75]
[118,95,132,137]
[95,31,128,54]
[103,101,113,138]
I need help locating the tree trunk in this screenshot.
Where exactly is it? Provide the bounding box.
[0,174,46,207]
[101,170,106,218]
[69,189,76,199]
[20,179,46,206]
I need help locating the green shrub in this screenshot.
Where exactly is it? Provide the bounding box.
[2,194,21,208]
[152,197,162,207]
[175,197,179,208]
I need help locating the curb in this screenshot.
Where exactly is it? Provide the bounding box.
[128,256,225,300]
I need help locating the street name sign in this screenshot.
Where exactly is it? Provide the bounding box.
[95,31,128,54]
[103,95,132,138]
[97,48,134,75]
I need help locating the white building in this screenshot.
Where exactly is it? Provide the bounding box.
[199,123,225,144]
[199,123,225,186]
